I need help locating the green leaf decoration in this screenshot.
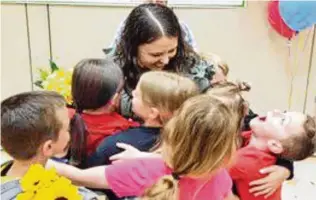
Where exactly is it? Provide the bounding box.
[34,80,44,88]
[38,69,49,80]
[49,60,59,73]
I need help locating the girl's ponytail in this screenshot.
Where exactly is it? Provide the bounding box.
[236,81,251,92]
[142,175,179,200]
[69,108,87,167]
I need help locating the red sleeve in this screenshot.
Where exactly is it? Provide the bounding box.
[105,158,167,198]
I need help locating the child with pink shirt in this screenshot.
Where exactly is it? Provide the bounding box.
[48,94,242,200]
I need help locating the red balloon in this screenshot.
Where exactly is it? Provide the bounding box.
[268,0,296,39]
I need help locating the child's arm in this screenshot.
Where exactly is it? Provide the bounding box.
[46,159,108,189]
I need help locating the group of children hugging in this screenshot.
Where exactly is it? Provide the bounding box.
[1,54,316,200]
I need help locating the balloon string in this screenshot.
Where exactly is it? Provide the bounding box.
[287,29,312,110]
[287,39,293,110]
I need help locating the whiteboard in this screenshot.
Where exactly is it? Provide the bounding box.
[2,0,245,7]
[1,0,141,6]
[168,0,244,7]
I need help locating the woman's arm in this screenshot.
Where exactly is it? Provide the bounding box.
[179,21,198,52]
[103,18,126,55]
[46,159,108,189]
[275,158,294,179]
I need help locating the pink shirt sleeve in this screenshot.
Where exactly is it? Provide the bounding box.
[105,158,167,198]
[220,169,233,198]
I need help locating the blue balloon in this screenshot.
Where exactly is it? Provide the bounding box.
[279,0,316,31]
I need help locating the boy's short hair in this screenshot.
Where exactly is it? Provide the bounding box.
[1,91,66,160]
[281,115,316,160]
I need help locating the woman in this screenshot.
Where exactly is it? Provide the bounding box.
[104,3,293,199]
[110,3,213,118]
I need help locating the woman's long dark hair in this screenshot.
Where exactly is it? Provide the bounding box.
[70,58,123,167]
[114,3,199,92]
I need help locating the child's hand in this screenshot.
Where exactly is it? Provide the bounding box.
[109,143,143,163]
[110,143,161,163]
[249,165,290,198]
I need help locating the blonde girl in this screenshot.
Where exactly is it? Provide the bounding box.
[86,71,199,167]
[48,94,241,200]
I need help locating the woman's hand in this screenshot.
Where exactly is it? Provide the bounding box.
[249,165,290,198]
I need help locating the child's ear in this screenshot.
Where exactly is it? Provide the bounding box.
[149,107,160,120]
[110,93,120,109]
[41,140,54,157]
[267,139,284,154]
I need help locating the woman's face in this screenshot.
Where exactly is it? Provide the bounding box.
[137,36,178,70]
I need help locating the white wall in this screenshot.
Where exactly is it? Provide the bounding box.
[1,2,315,115]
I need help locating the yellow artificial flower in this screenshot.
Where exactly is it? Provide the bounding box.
[20,164,46,192]
[17,165,83,200]
[52,177,82,200]
[41,167,59,188]
[16,191,35,200]
[32,187,55,200]
[41,67,73,105]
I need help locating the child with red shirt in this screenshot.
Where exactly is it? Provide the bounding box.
[48,91,243,200]
[230,111,315,200]
[68,58,138,167]
[205,82,301,199]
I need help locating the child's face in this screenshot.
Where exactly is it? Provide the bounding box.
[109,79,125,111]
[250,111,306,142]
[210,67,226,85]
[49,106,71,158]
[132,85,154,120]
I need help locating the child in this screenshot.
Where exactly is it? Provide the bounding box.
[206,82,316,200]
[1,91,70,183]
[69,58,138,166]
[109,81,250,163]
[48,94,241,200]
[86,71,199,167]
[230,111,316,200]
[205,81,251,132]
[201,53,229,85]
